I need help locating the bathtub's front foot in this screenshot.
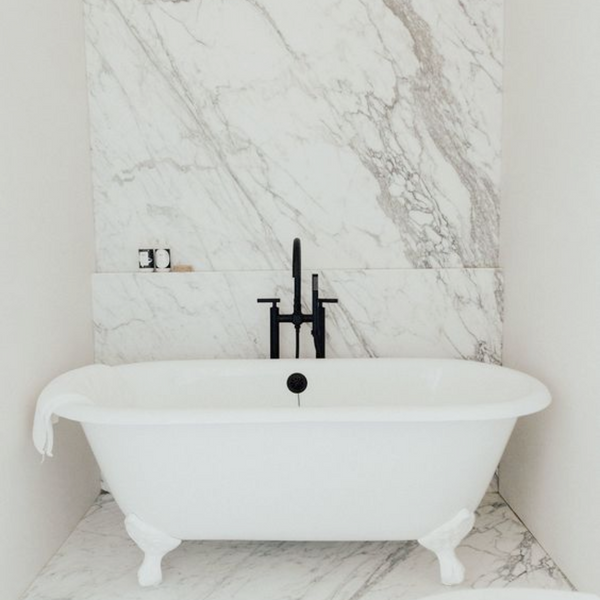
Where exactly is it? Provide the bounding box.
[418,508,475,586]
[124,515,181,586]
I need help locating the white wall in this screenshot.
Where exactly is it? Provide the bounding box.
[500,0,600,593]
[0,1,100,598]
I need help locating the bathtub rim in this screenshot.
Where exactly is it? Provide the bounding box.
[42,357,551,426]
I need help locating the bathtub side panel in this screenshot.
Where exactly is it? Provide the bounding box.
[82,418,516,541]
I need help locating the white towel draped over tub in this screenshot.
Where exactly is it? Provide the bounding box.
[33,364,116,457]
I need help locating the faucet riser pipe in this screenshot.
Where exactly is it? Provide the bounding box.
[293,238,302,315]
[270,305,280,359]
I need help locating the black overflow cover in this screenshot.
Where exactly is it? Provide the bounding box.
[287,372,308,394]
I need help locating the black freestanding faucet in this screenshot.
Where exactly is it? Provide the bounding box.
[257,238,338,359]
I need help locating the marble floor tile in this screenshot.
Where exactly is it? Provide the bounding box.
[22,492,572,600]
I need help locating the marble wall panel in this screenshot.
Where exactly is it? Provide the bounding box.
[93,269,502,364]
[85,0,504,364]
[84,0,503,272]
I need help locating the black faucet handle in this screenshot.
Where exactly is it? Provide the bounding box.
[312,274,337,303]
[257,298,281,305]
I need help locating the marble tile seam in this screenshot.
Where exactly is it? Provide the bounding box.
[92,267,503,276]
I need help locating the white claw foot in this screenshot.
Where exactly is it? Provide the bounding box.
[124,515,181,586]
[418,508,475,585]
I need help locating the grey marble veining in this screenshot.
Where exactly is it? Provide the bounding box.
[84,0,503,272]
[21,492,571,600]
[93,268,502,364]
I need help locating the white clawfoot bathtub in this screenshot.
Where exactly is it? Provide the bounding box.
[33,358,550,587]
